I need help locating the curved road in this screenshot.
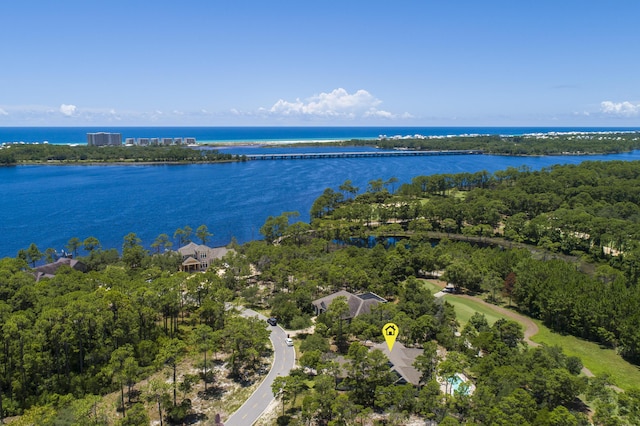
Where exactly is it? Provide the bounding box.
[225,309,296,426]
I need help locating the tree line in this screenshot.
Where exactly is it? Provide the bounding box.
[0,144,243,165]
[351,132,640,155]
[280,131,640,155]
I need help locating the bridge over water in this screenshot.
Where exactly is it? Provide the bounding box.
[242,149,483,160]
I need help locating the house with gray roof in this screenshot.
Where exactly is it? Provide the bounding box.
[311,290,387,319]
[324,341,424,388]
[372,341,423,386]
[34,257,87,281]
[177,242,229,272]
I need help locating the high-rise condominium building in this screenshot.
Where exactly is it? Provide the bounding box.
[87,132,122,146]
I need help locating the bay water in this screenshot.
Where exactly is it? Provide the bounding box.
[2,127,640,258]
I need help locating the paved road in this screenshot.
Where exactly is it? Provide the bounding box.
[225,309,296,426]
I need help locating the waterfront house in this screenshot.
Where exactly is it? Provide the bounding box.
[177,242,229,272]
[34,257,87,281]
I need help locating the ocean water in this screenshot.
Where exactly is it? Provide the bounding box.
[2,126,640,145]
[2,127,640,258]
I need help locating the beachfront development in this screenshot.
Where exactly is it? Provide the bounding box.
[87,132,196,147]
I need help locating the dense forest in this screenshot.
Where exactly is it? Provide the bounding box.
[0,144,241,164]
[3,229,608,425]
[4,159,640,424]
[309,160,640,363]
[1,229,270,425]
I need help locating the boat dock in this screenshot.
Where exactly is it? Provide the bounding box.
[243,149,483,160]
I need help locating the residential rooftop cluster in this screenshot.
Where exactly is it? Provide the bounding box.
[377,130,640,141]
[521,132,640,140]
[1,141,50,148]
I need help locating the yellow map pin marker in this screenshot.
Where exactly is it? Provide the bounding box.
[382,322,399,352]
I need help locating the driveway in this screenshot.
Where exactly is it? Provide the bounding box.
[225,308,296,426]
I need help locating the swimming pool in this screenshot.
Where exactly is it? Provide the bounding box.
[448,374,472,395]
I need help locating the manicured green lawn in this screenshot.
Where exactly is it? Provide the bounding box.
[418,279,640,391]
[420,279,443,294]
[435,290,640,392]
[531,321,640,391]
[422,279,516,326]
[441,295,513,327]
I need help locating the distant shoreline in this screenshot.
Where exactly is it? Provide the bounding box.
[2,149,632,167]
[5,159,241,166]
[3,126,640,146]
[3,130,640,166]
[200,139,351,147]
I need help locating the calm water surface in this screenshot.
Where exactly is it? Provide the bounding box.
[3,150,640,258]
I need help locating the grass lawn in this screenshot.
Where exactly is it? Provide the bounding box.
[531,321,640,391]
[442,295,514,327]
[433,287,640,392]
[420,279,443,294]
[421,279,519,327]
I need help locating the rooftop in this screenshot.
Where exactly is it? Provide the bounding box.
[312,290,387,319]
[372,341,423,386]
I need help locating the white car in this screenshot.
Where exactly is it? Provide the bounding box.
[285,338,293,347]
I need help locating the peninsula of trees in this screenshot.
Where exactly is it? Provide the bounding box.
[293,131,640,155]
[0,144,243,165]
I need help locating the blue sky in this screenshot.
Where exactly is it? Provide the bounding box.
[1,1,639,126]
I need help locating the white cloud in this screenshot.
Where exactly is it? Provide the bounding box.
[59,104,77,116]
[364,109,393,118]
[601,101,640,116]
[108,109,122,121]
[268,88,395,119]
[0,97,412,125]
[0,104,217,125]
